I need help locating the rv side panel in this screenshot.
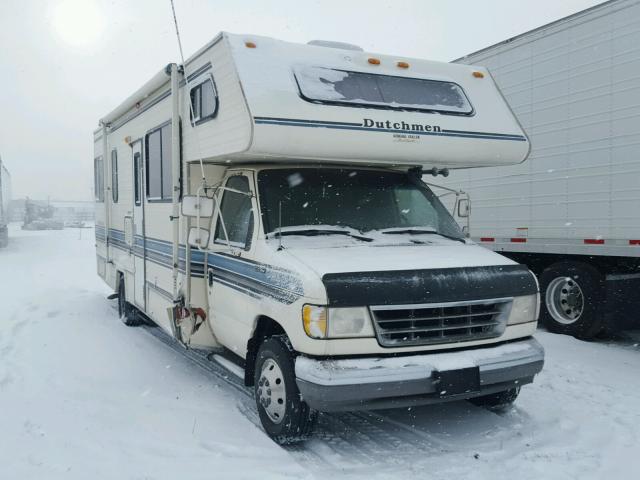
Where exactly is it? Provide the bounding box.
[93,131,108,281]
[106,81,176,334]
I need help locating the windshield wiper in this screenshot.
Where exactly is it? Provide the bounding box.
[271,228,373,242]
[379,228,466,244]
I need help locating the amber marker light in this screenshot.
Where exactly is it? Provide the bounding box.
[302,305,327,339]
[472,71,485,78]
[245,41,256,48]
[397,61,410,69]
[368,57,381,65]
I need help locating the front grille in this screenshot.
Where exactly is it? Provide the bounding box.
[370,298,512,347]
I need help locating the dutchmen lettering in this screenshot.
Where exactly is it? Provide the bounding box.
[362,118,441,133]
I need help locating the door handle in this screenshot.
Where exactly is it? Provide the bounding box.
[255,265,267,274]
[207,268,214,287]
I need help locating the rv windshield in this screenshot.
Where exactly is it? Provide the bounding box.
[257,168,464,239]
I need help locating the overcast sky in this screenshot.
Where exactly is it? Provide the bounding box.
[0,0,605,201]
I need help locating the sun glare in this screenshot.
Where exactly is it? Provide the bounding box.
[52,0,106,48]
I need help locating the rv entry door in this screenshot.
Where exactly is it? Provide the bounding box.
[131,140,146,310]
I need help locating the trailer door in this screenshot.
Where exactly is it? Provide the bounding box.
[131,140,146,309]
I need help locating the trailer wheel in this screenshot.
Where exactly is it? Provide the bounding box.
[254,335,317,444]
[469,387,520,410]
[117,276,140,327]
[539,262,604,339]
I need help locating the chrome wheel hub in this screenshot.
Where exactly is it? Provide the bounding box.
[546,276,584,325]
[257,358,286,423]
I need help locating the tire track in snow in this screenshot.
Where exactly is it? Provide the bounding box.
[141,324,335,469]
[139,323,451,473]
[0,305,36,388]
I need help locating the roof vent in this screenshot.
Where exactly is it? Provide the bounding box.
[307,40,363,51]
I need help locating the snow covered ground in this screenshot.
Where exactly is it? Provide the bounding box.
[1,225,639,479]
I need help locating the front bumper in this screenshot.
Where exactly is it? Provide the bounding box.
[295,337,544,412]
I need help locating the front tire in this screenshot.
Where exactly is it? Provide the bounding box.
[254,336,317,444]
[539,262,604,339]
[469,387,520,410]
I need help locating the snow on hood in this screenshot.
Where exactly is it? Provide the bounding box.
[278,238,515,277]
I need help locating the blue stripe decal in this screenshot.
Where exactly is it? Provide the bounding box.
[254,117,527,142]
[95,225,107,242]
[99,228,303,304]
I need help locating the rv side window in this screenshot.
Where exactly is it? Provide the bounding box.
[133,152,141,206]
[111,149,118,203]
[214,176,253,249]
[145,123,172,201]
[94,156,104,202]
[190,77,218,125]
[294,66,473,115]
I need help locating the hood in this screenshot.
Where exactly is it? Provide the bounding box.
[282,240,515,277]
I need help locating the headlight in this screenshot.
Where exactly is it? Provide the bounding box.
[302,305,375,339]
[507,294,539,325]
[327,307,375,338]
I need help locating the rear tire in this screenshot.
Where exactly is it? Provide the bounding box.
[469,387,520,410]
[539,262,604,339]
[254,335,317,445]
[117,276,139,327]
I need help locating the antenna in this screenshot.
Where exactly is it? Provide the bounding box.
[169,0,206,184]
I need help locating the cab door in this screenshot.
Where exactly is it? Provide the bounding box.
[206,172,259,352]
[131,140,146,309]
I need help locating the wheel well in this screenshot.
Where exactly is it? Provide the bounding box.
[244,316,286,387]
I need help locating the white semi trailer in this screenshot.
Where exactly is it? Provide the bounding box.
[440,0,640,338]
[0,156,11,247]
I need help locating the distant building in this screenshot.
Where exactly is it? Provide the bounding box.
[9,198,94,223]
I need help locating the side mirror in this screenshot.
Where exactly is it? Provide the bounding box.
[188,227,210,248]
[182,195,214,218]
[457,198,470,218]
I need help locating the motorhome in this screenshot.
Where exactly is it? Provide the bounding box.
[442,0,640,339]
[94,33,544,444]
[0,156,11,247]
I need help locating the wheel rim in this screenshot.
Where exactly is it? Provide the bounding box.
[546,276,584,325]
[257,358,286,424]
